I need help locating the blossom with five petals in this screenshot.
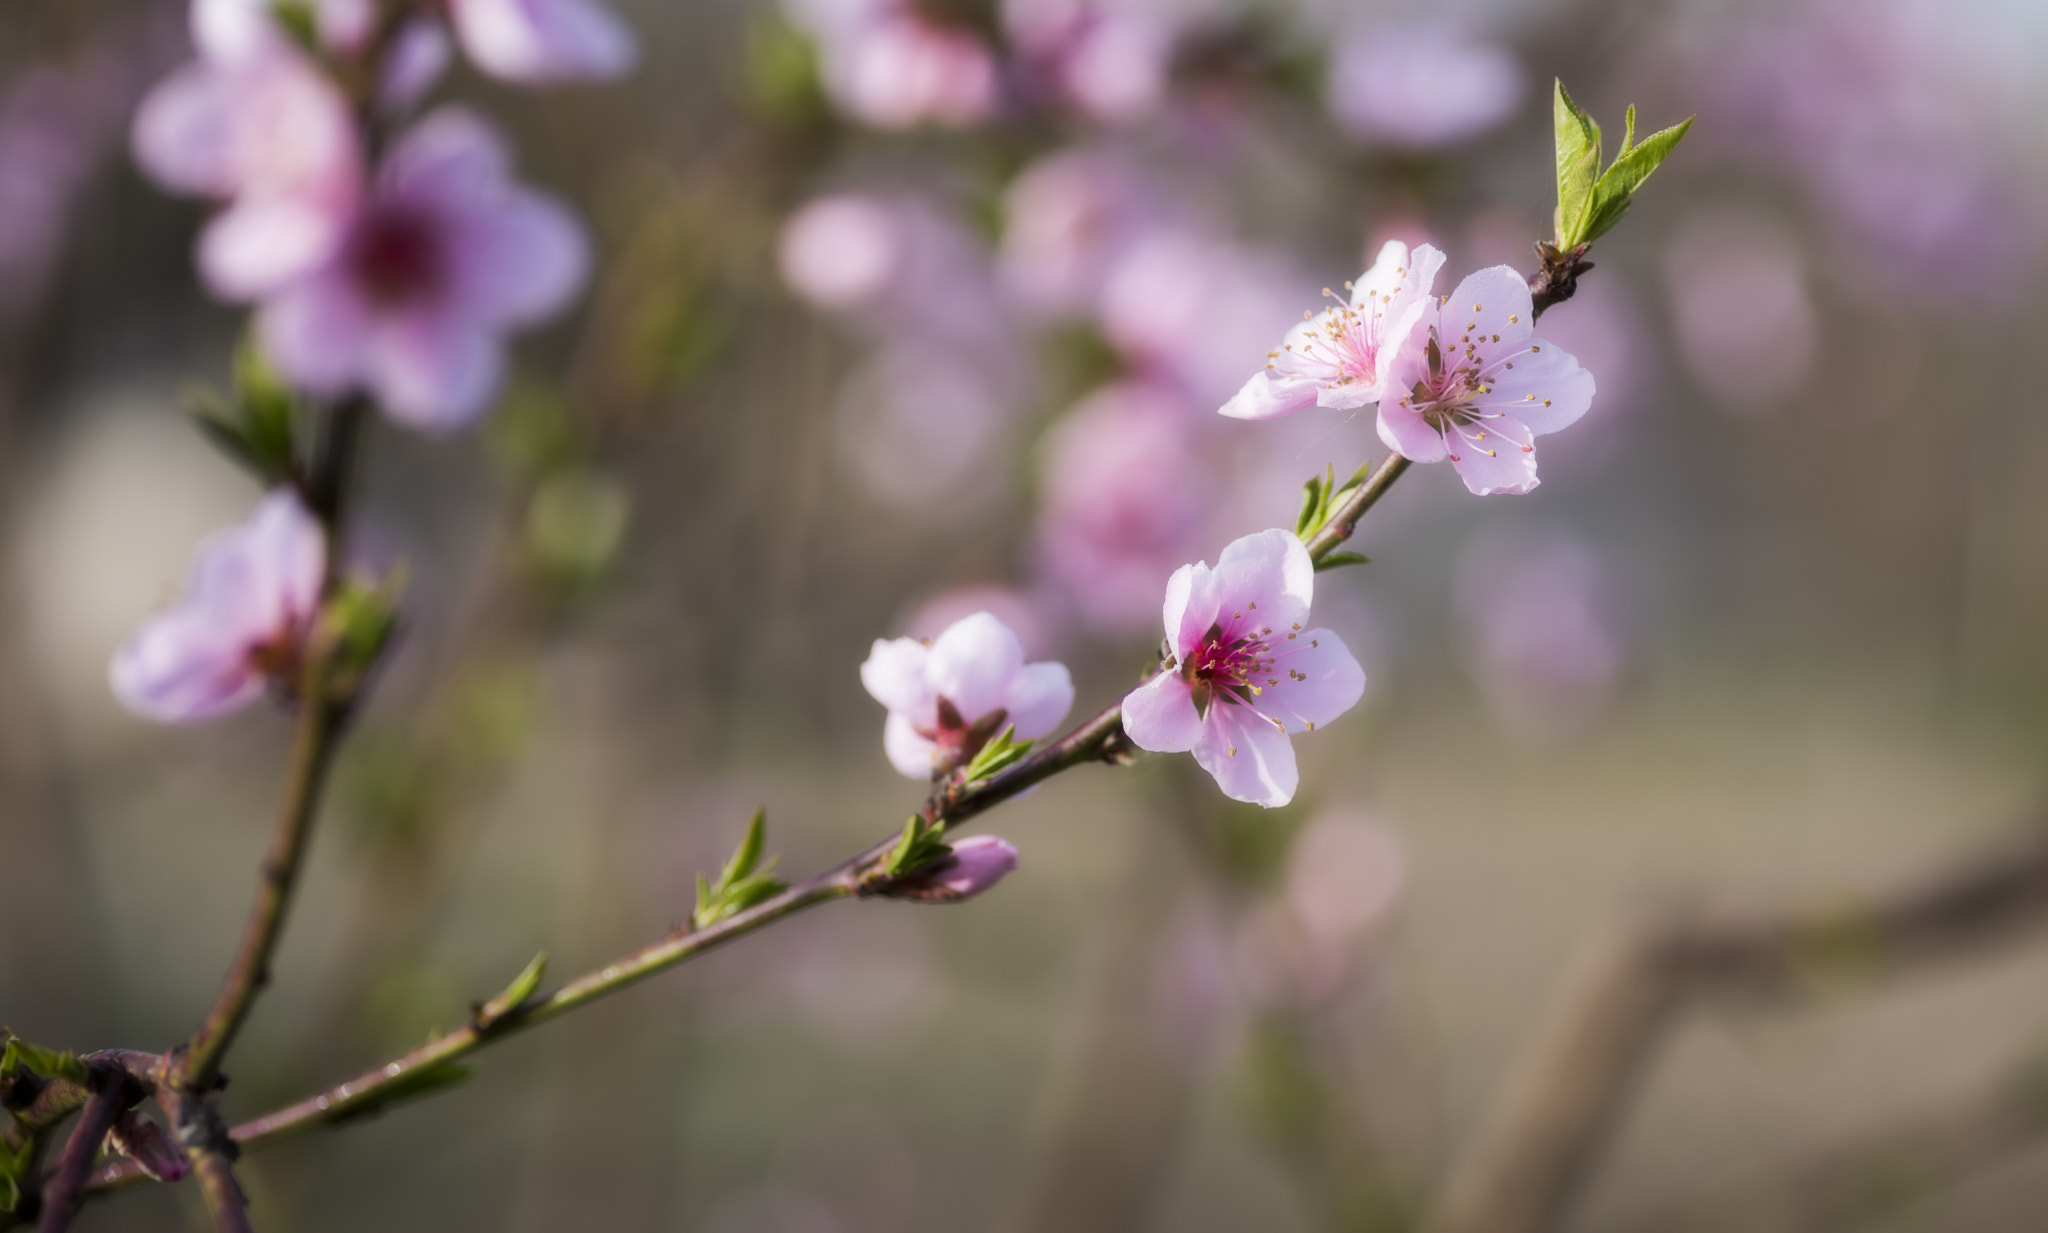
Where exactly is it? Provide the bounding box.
[257,108,588,432]
[1219,240,1444,421]
[1121,530,1365,807]
[860,612,1075,779]
[110,490,325,723]
[1377,265,1595,495]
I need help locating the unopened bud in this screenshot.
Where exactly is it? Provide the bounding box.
[889,835,1018,904]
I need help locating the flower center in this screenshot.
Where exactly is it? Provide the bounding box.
[1411,331,1488,429]
[350,207,444,306]
[1180,622,1274,715]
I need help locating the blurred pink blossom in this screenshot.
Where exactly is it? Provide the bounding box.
[833,345,1018,512]
[110,489,324,723]
[256,108,588,431]
[791,0,998,129]
[1219,239,1444,420]
[888,834,1021,903]
[132,39,363,299]
[1455,527,1628,738]
[1100,227,1308,404]
[446,0,638,84]
[1032,381,1214,637]
[997,147,1162,320]
[1379,264,1594,495]
[1327,22,1523,149]
[1004,0,1176,124]
[0,58,131,313]
[1122,530,1365,807]
[1662,210,1816,413]
[861,611,1075,779]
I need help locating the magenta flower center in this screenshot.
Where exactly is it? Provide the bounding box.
[1180,622,1275,714]
[350,207,446,306]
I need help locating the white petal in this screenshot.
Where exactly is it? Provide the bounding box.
[1120,671,1201,753]
[1191,704,1298,807]
[883,711,938,779]
[1211,529,1312,639]
[860,636,933,720]
[1002,661,1074,739]
[1259,629,1366,732]
[926,611,1026,721]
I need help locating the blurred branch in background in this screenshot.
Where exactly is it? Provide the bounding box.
[1429,804,2048,1233]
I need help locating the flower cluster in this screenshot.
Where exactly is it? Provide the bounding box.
[131,0,627,431]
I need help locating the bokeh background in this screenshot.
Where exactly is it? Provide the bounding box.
[6,0,2048,1229]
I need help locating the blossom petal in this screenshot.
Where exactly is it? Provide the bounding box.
[1441,265,1534,347]
[1444,413,1540,495]
[861,636,933,720]
[199,197,347,299]
[1192,704,1298,807]
[365,309,504,432]
[926,611,1025,720]
[449,189,589,326]
[883,711,938,778]
[1218,371,1321,421]
[1162,561,1220,658]
[131,64,240,195]
[1474,339,1594,435]
[1261,628,1366,732]
[1002,660,1074,739]
[1375,394,1450,462]
[1211,529,1312,639]
[378,108,511,211]
[110,614,262,723]
[448,0,638,84]
[258,270,371,395]
[1120,671,1201,752]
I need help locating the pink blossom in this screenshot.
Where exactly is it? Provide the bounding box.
[793,0,998,129]
[1327,22,1524,149]
[1004,0,1175,124]
[1662,210,1815,412]
[861,612,1075,779]
[110,489,325,723]
[997,148,1161,320]
[888,835,1021,903]
[1455,527,1628,738]
[131,42,362,299]
[1121,530,1365,807]
[445,0,638,84]
[257,108,588,432]
[1032,381,1214,635]
[1377,265,1594,495]
[1100,228,1309,405]
[1220,240,1444,421]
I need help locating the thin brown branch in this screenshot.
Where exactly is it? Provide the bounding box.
[32,1067,127,1233]
[1425,817,2048,1233]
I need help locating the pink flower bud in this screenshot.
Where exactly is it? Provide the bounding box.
[890,835,1019,903]
[107,1111,189,1183]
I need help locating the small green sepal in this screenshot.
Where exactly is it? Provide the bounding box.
[960,725,1035,784]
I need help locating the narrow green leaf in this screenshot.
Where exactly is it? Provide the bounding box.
[1617,103,1637,160]
[1553,80,1603,248]
[0,1170,18,1213]
[0,1038,87,1086]
[723,808,767,885]
[1313,551,1372,573]
[1582,115,1694,247]
[480,952,547,1023]
[1294,475,1325,537]
[720,866,787,917]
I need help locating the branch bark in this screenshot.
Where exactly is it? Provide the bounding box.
[32,1068,126,1233]
[1425,816,2048,1233]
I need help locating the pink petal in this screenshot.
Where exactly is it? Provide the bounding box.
[258,270,371,395]
[1001,660,1074,739]
[1257,628,1366,732]
[884,711,937,778]
[448,0,638,85]
[379,109,512,212]
[925,611,1025,721]
[1374,393,1449,462]
[1161,561,1220,658]
[199,197,348,300]
[131,64,239,196]
[110,613,262,723]
[1444,414,1540,495]
[1210,529,1312,638]
[861,636,935,720]
[449,190,589,326]
[1218,370,1321,421]
[187,492,321,641]
[1192,704,1298,807]
[365,309,504,432]
[1471,340,1594,436]
[1440,265,1534,347]
[1120,671,1201,753]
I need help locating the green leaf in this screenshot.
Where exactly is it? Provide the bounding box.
[1581,114,1694,247]
[0,1036,88,1086]
[1294,472,1327,538]
[878,815,952,879]
[1313,551,1372,572]
[960,726,1035,784]
[1553,80,1603,249]
[478,952,548,1024]
[693,810,789,928]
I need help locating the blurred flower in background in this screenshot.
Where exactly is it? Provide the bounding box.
[1454,525,1629,739]
[1325,20,1523,150]
[787,0,999,129]
[1661,209,1816,414]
